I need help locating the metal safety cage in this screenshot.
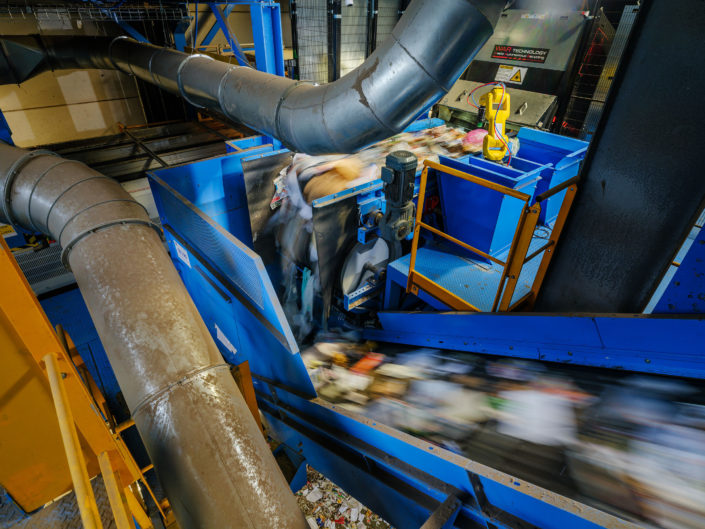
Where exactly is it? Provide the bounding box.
[406,159,578,312]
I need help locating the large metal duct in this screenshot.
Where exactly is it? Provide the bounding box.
[0,142,308,529]
[0,0,503,154]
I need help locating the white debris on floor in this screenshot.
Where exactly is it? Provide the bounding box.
[296,466,393,529]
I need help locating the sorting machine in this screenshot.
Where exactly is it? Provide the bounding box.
[436,6,612,132]
[1,1,704,529]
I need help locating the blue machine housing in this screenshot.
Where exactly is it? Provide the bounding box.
[515,128,588,225]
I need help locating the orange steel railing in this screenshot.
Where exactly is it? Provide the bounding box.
[406,159,578,312]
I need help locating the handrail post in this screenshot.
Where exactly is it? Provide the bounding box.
[43,352,104,529]
[406,166,428,292]
[527,181,579,307]
[98,451,135,529]
[497,203,541,310]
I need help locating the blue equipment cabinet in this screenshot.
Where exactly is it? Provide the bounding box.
[514,128,588,225]
[437,155,545,260]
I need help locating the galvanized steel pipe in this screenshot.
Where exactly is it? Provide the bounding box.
[0,0,503,154]
[0,142,308,529]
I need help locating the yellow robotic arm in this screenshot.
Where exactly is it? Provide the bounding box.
[479,86,511,162]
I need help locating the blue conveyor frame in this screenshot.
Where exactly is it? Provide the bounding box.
[141,136,697,529]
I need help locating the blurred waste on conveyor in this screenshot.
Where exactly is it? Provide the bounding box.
[301,334,705,529]
[297,466,393,529]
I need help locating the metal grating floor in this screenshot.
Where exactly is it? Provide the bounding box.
[0,478,118,529]
[389,230,550,311]
[12,244,75,296]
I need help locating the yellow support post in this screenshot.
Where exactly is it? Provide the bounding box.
[98,451,134,529]
[527,182,579,307]
[496,203,541,311]
[125,485,155,529]
[43,352,104,529]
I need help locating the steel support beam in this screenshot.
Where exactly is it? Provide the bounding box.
[117,21,149,43]
[250,1,285,76]
[327,0,342,82]
[365,311,705,379]
[208,2,250,66]
[420,495,461,529]
[201,3,235,46]
[173,18,190,51]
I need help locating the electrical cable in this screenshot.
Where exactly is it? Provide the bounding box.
[466,81,497,108]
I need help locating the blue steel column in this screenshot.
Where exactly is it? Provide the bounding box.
[173,19,190,51]
[250,1,285,76]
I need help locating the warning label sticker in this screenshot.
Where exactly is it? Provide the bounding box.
[0,223,17,239]
[174,241,191,268]
[492,45,549,64]
[495,64,528,85]
[215,323,238,356]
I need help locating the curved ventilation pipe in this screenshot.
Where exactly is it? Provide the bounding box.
[0,142,308,529]
[0,0,503,154]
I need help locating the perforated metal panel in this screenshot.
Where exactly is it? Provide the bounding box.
[150,176,267,311]
[0,478,117,529]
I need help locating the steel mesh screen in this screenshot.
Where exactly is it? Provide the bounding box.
[341,1,368,76]
[297,0,329,83]
[376,0,398,48]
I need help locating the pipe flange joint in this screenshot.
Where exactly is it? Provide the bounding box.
[107,35,131,71]
[25,159,81,233]
[57,198,152,247]
[60,218,162,270]
[131,363,230,418]
[177,54,213,109]
[1,149,55,226]
[274,81,311,147]
[148,47,168,86]
[216,64,240,113]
